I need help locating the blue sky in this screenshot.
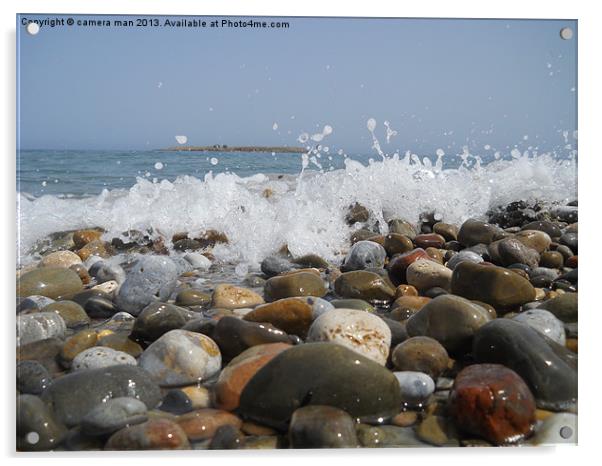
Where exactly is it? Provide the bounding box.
[17,15,577,154]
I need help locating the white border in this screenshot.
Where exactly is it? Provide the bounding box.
[2,1,598,464]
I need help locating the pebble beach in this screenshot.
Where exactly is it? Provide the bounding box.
[16,196,578,450]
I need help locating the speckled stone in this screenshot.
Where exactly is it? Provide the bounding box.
[211,284,265,309]
[307,308,391,365]
[138,329,221,387]
[393,371,435,407]
[39,250,83,269]
[341,240,387,271]
[17,312,66,346]
[114,256,178,315]
[71,346,137,372]
[81,397,148,435]
[17,267,83,299]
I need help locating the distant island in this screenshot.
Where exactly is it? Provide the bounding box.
[162,145,306,153]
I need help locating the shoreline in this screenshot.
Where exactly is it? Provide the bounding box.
[161,145,307,153]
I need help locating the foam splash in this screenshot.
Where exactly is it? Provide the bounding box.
[18,148,576,267]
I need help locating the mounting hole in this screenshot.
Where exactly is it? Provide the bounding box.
[560,27,573,40]
[559,425,573,439]
[26,22,40,36]
[26,431,40,444]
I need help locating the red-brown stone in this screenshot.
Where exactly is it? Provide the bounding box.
[105,419,190,450]
[448,363,536,445]
[176,409,242,441]
[387,248,431,286]
[414,233,446,249]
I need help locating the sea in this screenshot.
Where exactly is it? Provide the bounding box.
[17,147,577,267]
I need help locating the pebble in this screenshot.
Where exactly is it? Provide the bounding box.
[17,394,67,451]
[41,365,161,427]
[414,233,446,249]
[307,308,392,365]
[451,261,536,310]
[445,250,484,270]
[105,419,190,450]
[159,389,196,415]
[131,302,195,342]
[175,289,211,307]
[182,252,212,270]
[17,267,83,299]
[39,250,83,269]
[77,239,112,261]
[415,415,459,446]
[70,263,91,284]
[73,229,103,249]
[387,248,431,286]
[91,280,120,297]
[238,342,402,430]
[521,220,562,239]
[540,250,564,268]
[42,300,89,328]
[356,424,428,448]
[406,259,452,292]
[388,219,417,239]
[71,346,137,372]
[208,425,246,450]
[473,319,577,411]
[17,360,53,395]
[514,230,552,253]
[449,363,536,445]
[497,238,540,268]
[114,256,178,315]
[391,336,449,379]
[433,222,459,241]
[213,315,292,360]
[341,240,387,271]
[559,232,578,253]
[18,338,64,374]
[384,233,414,257]
[345,202,370,224]
[391,411,418,427]
[406,294,491,355]
[60,329,98,366]
[334,270,395,302]
[260,255,297,277]
[393,371,435,407]
[17,295,55,312]
[264,272,327,301]
[138,329,221,386]
[538,292,577,322]
[243,297,314,338]
[17,312,66,346]
[389,296,430,321]
[512,309,566,345]
[89,261,126,284]
[457,219,500,246]
[176,409,242,441]
[394,284,418,298]
[98,333,143,358]
[81,397,148,435]
[289,405,359,448]
[211,283,265,309]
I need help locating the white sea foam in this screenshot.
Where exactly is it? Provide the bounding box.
[17,149,576,267]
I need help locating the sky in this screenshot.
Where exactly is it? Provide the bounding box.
[17,15,577,155]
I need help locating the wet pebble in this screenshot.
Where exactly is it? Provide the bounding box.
[341,240,387,271]
[512,309,566,345]
[17,360,53,395]
[17,394,67,451]
[71,346,137,371]
[391,336,449,379]
[211,283,264,309]
[17,312,66,346]
[264,272,327,301]
[289,405,359,448]
[393,371,435,407]
[105,418,190,450]
[334,270,395,302]
[17,267,83,299]
[81,397,148,435]
[406,259,452,292]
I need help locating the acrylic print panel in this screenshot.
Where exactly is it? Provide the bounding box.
[16,14,577,451]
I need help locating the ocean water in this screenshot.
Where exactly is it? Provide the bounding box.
[17,146,577,267]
